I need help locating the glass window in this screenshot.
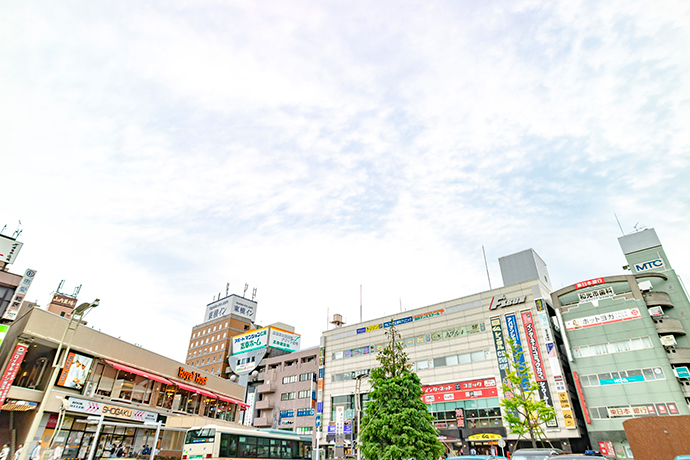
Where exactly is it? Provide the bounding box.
[257,438,269,458]
[572,347,582,358]
[641,336,653,348]
[626,369,643,378]
[446,355,458,366]
[642,368,655,381]
[470,351,484,362]
[417,360,428,370]
[219,434,237,457]
[597,373,610,382]
[239,436,257,457]
[458,353,471,364]
[610,371,620,381]
[433,357,446,368]
[654,367,665,379]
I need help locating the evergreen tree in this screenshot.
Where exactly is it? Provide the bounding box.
[359,320,444,460]
[499,337,556,450]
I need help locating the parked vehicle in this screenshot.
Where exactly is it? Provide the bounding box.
[511,448,564,460]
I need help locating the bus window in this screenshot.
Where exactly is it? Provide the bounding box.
[280,440,290,459]
[303,442,312,459]
[219,434,238,457]
[270,439,280,458]
[239,436,257,457]
[257,438,269,458]
[185,428,216,444]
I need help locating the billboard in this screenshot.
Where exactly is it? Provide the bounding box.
[0,235,23,265]
[57,352,94,390]
[205,294,257,323]
[49,294,78,310]
[422,378,497,403]
[1,268,37,321]
[268,327,301,352]
[233,327,269,354]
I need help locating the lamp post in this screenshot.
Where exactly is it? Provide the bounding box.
[354,374,368,460]
[18,300,100,460]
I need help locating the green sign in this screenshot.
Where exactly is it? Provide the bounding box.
[0,325,9,347]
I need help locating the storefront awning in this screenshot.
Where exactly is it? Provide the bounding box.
[216,394,250,409]
[104,360,174,386]
[173,380,218,399]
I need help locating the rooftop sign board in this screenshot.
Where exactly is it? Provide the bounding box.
[0,235,23,265]
[232,327,269,354]
[205,294,257,323]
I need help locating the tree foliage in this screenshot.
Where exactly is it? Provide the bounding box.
[359,320,444,460]
[499,337,556,449]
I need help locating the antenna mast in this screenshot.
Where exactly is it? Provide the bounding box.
[614,213,625,236]
[482,246,492,290]
[360,285,362,323]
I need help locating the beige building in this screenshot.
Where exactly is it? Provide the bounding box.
[0,306,250,459]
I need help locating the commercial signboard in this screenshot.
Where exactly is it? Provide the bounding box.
[0,325,9,348]
[232,327,269,354]
[67,397,157,422]
[673,367,690,379]
[0,344,28,406]
[0,235,23,265]
[49,294,77,309]
[565,308,641,331]
[268,327,301,352]
[1,268,37,321]
[489,295,526,311]
[521,310,557,427]
[648,306,664,317]
[575,278,605,290]
[205,295,257,323]
[505,313,529,390]
[490,317,510,387]
[57,352,94,390]
[422,378,497,403]
[577,286,615,304]
[633,258,666,273]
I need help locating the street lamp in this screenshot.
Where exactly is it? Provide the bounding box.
[18,300,100,460]
[354,374,368,460]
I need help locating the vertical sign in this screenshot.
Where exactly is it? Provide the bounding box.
[573,372,591,424]
[535,299,576,428]
[0,343,29,405]
[2,268,37,321]
[521,310,557,427]
[455,408,465,428]
[504,313,528,390]
[244,391,256,426]
[490,317,510,386]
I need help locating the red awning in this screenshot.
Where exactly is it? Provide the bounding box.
[104,360,173,386]
[173,381,218,399]
[216,394,250,409]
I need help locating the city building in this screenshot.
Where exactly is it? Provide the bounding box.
[550,228,690,457]
[318,249,589,457]
[185,294,258,376]
[0,305,250,458]
[252,347,318,439]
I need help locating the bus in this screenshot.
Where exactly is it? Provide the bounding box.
[182,425,313,460]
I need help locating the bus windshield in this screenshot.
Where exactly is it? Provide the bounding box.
[185,428,216,444]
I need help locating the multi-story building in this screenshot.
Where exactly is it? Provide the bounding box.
[185,294,257,376]
[550,228,690,457]
[318,249,589,457]
[253,347,319,439]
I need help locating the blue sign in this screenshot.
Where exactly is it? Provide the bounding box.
[675,367,690,379]
[505,313,529,390]
[317,402,323,413]
[327,423,352,435]
[280,410,294,418]
[315,414,321,428]
[600,375,645,386]
[297,408,315,417]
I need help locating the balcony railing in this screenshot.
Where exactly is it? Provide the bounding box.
[666,347,690,365]
[654,317,686,335]
[644,291,674,308]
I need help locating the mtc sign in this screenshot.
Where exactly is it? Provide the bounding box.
[488,295,526,311]
[633,258,666,273]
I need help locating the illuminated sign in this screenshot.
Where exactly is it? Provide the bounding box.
[565,308,641,331]
[205,294,257,322]
[232,327,269,354]
[178,367,207,385]
[1,268,37,321]
[50,294,77,309]
[489,295,526,311]
[422,378,497,403]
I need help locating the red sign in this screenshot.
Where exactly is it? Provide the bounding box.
[50,294,77,309]
[573,372,591,424]
[521,311,546,382]
[598,442,614,456]
[0,344,28,405]
[422,378,497,403]
[455,408,465,428]
[656,403,668,415]
[668,403,679,415]
[575,278,605,289]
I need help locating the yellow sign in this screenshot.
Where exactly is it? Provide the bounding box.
[558,392,571,409]
[468,433,502,440]
[562,409,576,427]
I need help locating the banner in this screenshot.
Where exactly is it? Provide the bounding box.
[422,378,497,403]
[504,313,528,390]
[268,327,301,352]
[489,317,510,387]
[565,308,641,331]
[521,310,557,427]
[67,397,157,422]
[0,344,28,405]
[0,236,23,265]
[2,268,37,321]
[232,327,269,354]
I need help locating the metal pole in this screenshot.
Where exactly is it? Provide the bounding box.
[149,421,162,460]
[86,416,105,460]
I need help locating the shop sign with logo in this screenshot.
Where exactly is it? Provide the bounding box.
[232,327,269,354]
[575,278,605,290]
[578,286,615,304]
[633,258,666,273]
[67,397,157,422]
[1,268,37,321]
[468,433,502,440]
[648,306,664,317]
[489,295,526,311]
[178,367,207,385]
[565,308,641,331]
[673,367,690,379]
[0,344,28,405]
[50,294,77,309]
[205,294,257,322]
[599,442,614,457]
[422,378,497,403]
[0,236,23,265]
[521,311,557,427]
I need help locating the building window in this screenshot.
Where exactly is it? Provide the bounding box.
[573,337,653,358]
[281,392,296,401]
[298,390,310,399]
[299,373,313,381]
[283,375,297,384]
[285,360,297,367]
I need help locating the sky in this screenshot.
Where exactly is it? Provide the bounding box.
[1,1,689,363]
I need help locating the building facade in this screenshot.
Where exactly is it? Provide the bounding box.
[0,306,249,459]
[550,228,690,457]
[318,250,589,457]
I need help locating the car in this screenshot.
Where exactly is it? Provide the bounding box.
[674,456,690,460]
[511,448,564,460]
[447,456,508,460]
[551,455,608,459]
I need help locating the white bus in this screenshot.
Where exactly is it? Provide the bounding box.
[182,425,312,460]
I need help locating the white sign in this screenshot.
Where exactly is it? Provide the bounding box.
[660,335,677,347]
[565,308,642,331]
[268,328,301,352]
[577,286,615,304]
[634,258,666,273]
[2,268,37,321]
[205,295,257,322]
[489,295,526,311]
[335,406,345,435]
[67,397,157,422]
[244,392,256,426]
[0,236,23,265]
[232,327,269,354]
[648,306,664,317]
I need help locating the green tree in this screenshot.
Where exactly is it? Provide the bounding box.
[359,320,444,460]
[499,337,556,450]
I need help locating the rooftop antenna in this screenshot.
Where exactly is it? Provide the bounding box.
[72,284,82,297]
[244,283,249,298]
[11,221,22,239]
[0,225,6,235]
[326,307,329,330]
[252,287,257,301]
[633,222,646,233]
[360,285,362,323]
[482,246,492,290]
[56,280,66,295]
[614,213,625,236]
[226,282,229,297]
[400,298,403,312]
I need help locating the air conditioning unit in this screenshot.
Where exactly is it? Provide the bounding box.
[82,380,97,398]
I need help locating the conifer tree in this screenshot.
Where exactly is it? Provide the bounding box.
[359,319,444,460]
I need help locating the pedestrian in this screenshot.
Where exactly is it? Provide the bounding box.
[1,444,10,460]
[29,443,40,460]
[12,445,22,460]
[52,445,63,460]
[469,447,476,455]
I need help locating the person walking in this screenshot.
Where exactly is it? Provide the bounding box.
[1,444,10,460]
[12,445,22,460]
[29,443,40,460]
